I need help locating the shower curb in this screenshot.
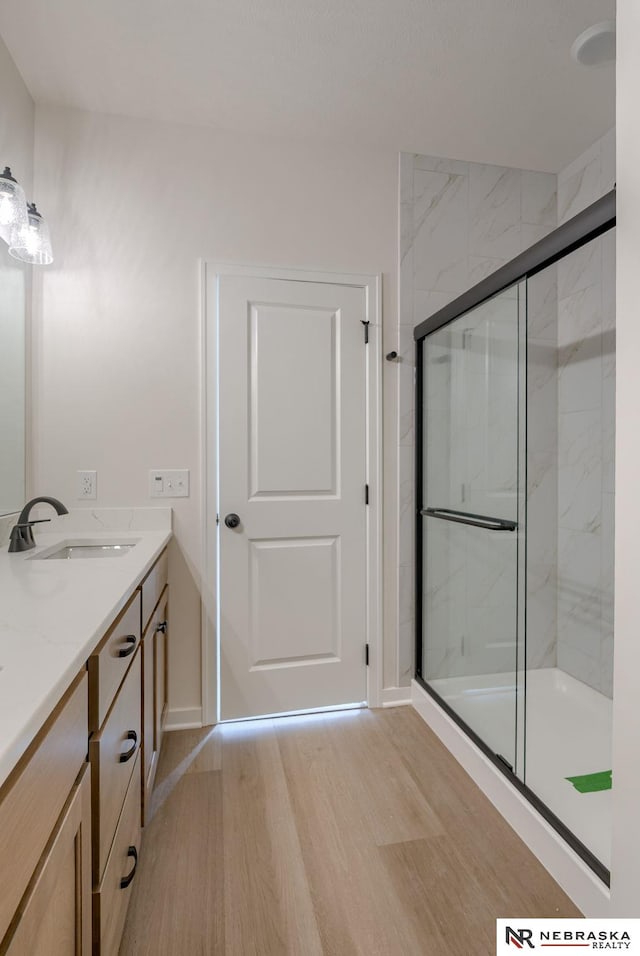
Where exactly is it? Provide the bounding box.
[411,679,610,917]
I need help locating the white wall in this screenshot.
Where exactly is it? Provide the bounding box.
[611,0,640,917]
[31,106,399,719]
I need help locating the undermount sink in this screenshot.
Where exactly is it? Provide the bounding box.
[32,539,140,560]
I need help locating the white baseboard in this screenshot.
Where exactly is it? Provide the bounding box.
[381,686,412,707]
[411,680,610,917]
[164,706,203,731]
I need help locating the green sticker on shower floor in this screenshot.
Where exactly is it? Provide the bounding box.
[565,770,612,794]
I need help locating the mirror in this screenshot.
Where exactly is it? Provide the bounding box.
[0,240,26,515]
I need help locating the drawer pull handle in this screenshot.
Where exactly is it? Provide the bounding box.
[119,730,138,763]
[155,620,167,634]
[118,635,137,658]
[120,845,138,889]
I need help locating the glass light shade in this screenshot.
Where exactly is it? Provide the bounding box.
[9,202,53,265]
[0,167,28,245]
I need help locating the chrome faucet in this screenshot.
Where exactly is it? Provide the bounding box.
[8,496,69,553]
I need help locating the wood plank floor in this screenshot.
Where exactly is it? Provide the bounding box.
[119,706,581,956]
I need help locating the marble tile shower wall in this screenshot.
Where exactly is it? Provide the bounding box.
[398,153,557,685]
[556,129,615,697]
[401,130,615,696]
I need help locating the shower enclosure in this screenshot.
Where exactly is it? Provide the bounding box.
[415,191,615,884]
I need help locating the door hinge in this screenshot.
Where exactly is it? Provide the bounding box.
[361,319,370,344]
[365,643,370,666]
[365,483,369,505]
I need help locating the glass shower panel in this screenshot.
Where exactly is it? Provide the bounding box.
[524,233,614,871]
[421,284,524,771]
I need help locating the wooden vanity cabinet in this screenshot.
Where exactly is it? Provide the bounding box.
[0,546,169,956]
[0,672,91,955]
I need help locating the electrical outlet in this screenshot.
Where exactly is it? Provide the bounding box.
[149,469,190,498]
[77,470,97,500]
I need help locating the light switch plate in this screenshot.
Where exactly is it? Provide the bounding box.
[149,469,190,498]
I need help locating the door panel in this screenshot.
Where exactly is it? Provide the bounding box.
[218,275,367,720]
[249,303,338,497]
[249,536,340,668]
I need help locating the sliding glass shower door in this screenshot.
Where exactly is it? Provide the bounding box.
[416,193,615,883]
[419,284,525,772]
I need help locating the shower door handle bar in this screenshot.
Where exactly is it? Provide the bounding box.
[421,508,517,532]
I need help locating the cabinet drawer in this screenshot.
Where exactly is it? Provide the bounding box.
[88,591,141,733]
[141,549,168,634]
[90,651,141,885]
[93,752,141,956]
[0,671,88,945]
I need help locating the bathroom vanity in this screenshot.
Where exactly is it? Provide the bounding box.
[0,511,171,955]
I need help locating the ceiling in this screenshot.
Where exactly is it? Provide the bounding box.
[0,0,615,172]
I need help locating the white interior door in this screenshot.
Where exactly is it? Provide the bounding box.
[217,274,369,720]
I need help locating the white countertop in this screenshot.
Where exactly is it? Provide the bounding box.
[0,508,172,788]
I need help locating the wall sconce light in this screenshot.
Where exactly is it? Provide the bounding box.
[0,166,53,265]
[10,203,54,265]
[0,167,27,244]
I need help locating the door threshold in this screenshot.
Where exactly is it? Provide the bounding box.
[220,701,368,725]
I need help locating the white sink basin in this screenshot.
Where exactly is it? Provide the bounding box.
[32,539,140,560]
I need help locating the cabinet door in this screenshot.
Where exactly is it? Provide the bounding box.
[141,593,168,825]
[142,625,155,822]
[155,592,169,758]
[2,765,91,956]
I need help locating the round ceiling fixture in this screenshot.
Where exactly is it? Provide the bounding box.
[571,20,616,67]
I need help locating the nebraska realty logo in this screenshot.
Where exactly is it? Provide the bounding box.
[497,920,640,953]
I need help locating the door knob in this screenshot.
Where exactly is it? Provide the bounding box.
[224,513,241,529]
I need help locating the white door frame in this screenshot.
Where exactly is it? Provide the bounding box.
[201,262,383,724]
